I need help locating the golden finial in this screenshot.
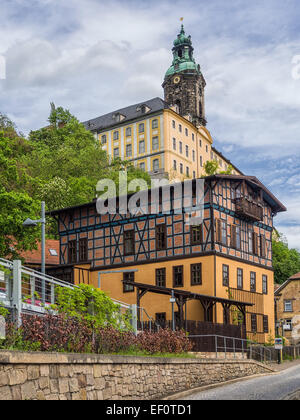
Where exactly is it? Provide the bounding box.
[180,17,184,22]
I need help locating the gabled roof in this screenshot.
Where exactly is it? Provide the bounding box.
[82,97,170,133]
[274,272,300,295]
[205,174,286,214]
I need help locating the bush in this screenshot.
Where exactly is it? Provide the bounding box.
[2,315,192,356]
[136,329,193,354]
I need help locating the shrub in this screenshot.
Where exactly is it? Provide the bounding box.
[136,329,193,354]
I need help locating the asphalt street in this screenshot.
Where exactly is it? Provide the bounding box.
[179,363,300,400]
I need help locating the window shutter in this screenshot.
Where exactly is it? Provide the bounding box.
[260,235,266,258]
[216,219,222,243]
[230,225,236,248]
[253,232,258,255]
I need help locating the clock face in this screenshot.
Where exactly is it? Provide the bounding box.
[173,76,181,84]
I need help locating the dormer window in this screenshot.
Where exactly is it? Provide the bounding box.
[112,113,125,123]
[137,104,151,114]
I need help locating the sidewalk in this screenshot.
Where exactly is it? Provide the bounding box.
[268,358,300,372]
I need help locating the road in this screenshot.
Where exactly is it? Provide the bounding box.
[179,364,300,400]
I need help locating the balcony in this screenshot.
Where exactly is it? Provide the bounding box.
[235,197,263,222]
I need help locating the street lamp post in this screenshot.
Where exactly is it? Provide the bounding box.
[23,201,46,303]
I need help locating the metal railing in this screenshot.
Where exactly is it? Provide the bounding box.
[0,259,138,333]
[188,334,274,362]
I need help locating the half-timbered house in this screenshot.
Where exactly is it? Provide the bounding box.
[47,174,286,343]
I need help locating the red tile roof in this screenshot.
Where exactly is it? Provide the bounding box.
[21,240,60,266]
[288,272,300,280]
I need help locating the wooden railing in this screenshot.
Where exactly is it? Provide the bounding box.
[235,197,263,222]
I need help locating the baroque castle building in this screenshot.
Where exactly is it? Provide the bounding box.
[83,25,241,180]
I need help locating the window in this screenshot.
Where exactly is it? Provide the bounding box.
[49,249,58,256]
[123,272,134,293]
[68,240,76,264]
[152,119,158,129]
[180,163,183,174]
[139,123,144,133]
[101,134,107,144]
[173,160,177,171]
[186,166,189,177]
[173,137,176,150]
[153,159,159,171]
[179,124,182,133]
[155,312,166,328]
[152,136,159,150]
[124,230,135,255]
[79,238,88,262]
[192,150,195,162]
[200,156,203,167]
[191,225,202,244]
[248,231,253,253]
[172,120,176,129]
[113,131,119,140]
[199,139,202,147]
[141,105,146,114]
[139,162,145,171]
[206,145,208,153]
[284,300,293,312]
[113,148,119,158]
[250,272,256,292]
[231,225,241,249]
[263,315,269,333]
[222,264,229,287]
[253,232,259,256]
[156,224,166,250]
[191,263,202,285]
[125,127,131,137]
[185,128,188,136]
[185,145,189,158]
[156,268,166,287]
[237,268,243,290]
[179,141,183,154]
[173,265,184,287]
[139,140,145,154]
[126,144,132,157]
[251,314,257,332]
[262,275,268,294]
[192,133,195,141]
[193,171,196,179]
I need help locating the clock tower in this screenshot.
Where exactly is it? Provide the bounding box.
[162,25,206,127]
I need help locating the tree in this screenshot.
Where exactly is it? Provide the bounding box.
[272,232,300,284]
[203,160,233,176]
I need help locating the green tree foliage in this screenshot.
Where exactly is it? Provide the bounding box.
[272,232,300,284]
[0,116,41,258]
[203,160,233,176]
[53,284,131,330]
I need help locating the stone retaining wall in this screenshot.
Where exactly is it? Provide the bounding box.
[0,351,275,400]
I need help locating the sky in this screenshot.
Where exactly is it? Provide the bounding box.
[0,0,300,249]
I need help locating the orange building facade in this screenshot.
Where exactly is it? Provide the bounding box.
[48,174,286,343]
